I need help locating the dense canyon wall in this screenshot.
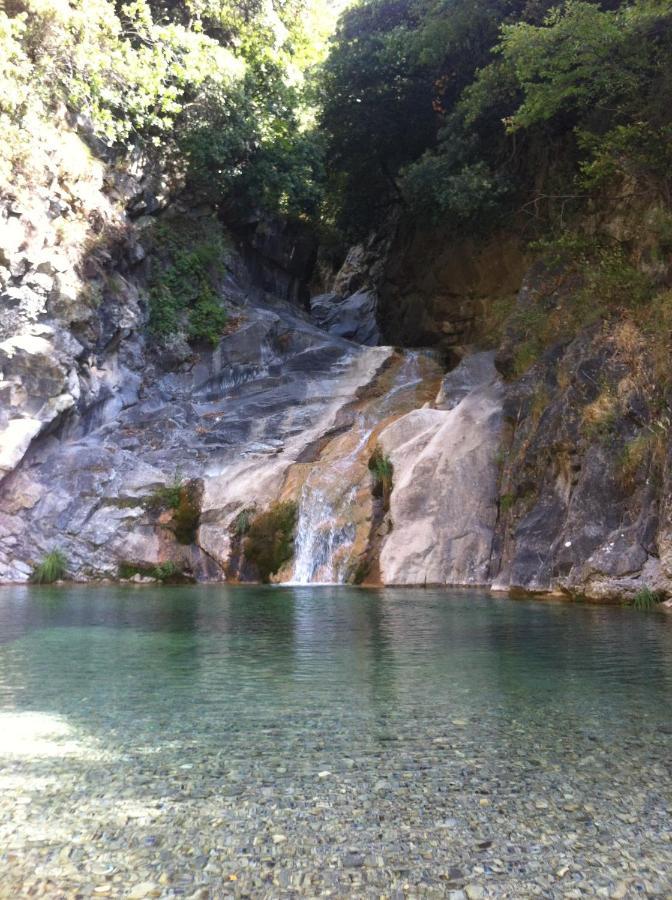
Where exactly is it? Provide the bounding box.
[309,197,672,602]
[1,121,671,603]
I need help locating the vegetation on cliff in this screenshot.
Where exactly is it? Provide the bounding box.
[0,0,327,217]
[31,549,67,584]
[320,0,672,240]
[4,0,669,250]
[243,502,298,582]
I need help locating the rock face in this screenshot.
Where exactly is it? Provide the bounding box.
[2,120,671,602]
[310,289,380,346]
[0,279,393,581]
[313,216,527,358]
[378,353,503,585]
[0,137,147,495]
[489,264,672,601]
[235,215,317,308]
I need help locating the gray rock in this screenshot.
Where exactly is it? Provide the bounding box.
[310,289,380,346]
[378,354,503,585]
[436,351,498,410]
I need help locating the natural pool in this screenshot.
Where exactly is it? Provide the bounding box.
[1,586,671,898]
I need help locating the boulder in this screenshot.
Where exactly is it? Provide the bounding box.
[0,419,43,479]
[310,289,380,346]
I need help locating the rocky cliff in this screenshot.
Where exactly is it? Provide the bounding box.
[1,122,671,603]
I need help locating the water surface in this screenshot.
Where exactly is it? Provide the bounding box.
[1,585,671,897]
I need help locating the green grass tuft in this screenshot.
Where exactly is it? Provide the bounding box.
[149,470,183,510]
[499,493,515,514]
[368,447,394,506]
[118,561,185,582]
[32,550,67,584]
[632,587,664,610]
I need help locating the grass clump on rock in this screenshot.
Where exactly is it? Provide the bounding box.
[632,587,664,611]
[172,482,201,545]
[149,474,201,545]
[149,471,184,511]
[369,447,393,506]
[243,501,297,583]
[32,549,67,584]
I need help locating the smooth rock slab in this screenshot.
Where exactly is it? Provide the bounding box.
[379,353,503,585]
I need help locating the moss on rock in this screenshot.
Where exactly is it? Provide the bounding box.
[243,501,298,583]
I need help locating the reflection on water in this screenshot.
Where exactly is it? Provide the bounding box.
[1,585,672,896]
[2,584,672,756]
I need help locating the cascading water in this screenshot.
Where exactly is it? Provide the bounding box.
[290,427,371,584]
[288,352,432,584]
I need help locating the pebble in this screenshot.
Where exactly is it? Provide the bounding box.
[465,886,484,900]
[127,883,159,899]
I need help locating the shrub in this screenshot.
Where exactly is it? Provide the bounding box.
[32,549,67,584]
[243,501,298,583]
[148,473,201,544]
[632,587,664,611]
[147,217,229,345]
[154,561,180,581]
[118,561,184,582]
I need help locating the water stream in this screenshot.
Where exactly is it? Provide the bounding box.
[291,424,372,584]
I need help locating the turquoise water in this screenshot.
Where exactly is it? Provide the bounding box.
[1,585,672,897]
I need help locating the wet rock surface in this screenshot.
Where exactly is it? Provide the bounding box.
[0,289,392,581]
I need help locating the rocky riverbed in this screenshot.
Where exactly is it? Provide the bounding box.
[3,706,669,899]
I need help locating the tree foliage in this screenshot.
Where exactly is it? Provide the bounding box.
[319,0,672,237]
[0,0,326,217]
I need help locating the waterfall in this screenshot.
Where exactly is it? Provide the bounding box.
[290,428,370,584]
[288,351,431,584]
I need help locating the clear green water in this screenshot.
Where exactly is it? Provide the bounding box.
[1,585,672,897]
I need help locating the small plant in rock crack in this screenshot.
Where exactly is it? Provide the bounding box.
[150,470,184,510]
[233,508,254,537]
[369,447,393,505]
[499,493,516,514]
[32,549,67,584]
